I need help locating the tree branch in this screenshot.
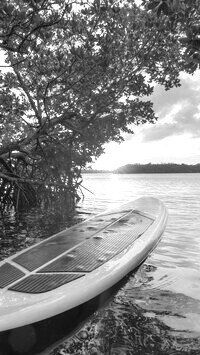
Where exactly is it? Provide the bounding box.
[8,52,42,125]
[17,4,68,52]
[0,172,70,189]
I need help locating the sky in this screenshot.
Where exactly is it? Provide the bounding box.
[92,71,200,170]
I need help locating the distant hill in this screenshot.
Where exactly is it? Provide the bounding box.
[114,163,200,174]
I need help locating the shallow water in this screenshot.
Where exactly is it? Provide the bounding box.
[64,173,200,355]
[1,173,200,354]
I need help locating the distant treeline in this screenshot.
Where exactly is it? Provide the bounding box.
[114,163,200,174]
[82,169,111,173]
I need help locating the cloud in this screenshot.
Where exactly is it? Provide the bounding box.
[141,72,200,142]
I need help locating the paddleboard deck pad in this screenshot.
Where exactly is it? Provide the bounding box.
[0,197,167,331]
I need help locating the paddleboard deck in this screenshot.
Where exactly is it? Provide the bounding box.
[0,197,168,331]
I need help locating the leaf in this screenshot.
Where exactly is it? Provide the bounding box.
[147,1,160,10]
[179,37,189,45]
[192,52,200,63]
[66,4,72,13]
[191,38,200,49]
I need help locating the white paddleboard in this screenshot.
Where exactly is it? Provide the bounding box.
[0,197,167,331]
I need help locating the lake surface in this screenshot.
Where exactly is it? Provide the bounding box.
[1,173,200,354]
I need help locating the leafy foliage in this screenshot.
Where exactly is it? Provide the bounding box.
[0,0,187,210]
[143,0,200,72]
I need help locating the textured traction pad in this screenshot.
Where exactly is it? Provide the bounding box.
[40,213,153,273]
[13,212,127,271]
[0,263,25,288]
[2,211,154,294]
[9,273,83,294]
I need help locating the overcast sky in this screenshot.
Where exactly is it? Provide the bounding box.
[93,71,200,170]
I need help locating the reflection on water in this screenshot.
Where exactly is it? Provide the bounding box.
[1,173,200,354]
[51,266,200,355]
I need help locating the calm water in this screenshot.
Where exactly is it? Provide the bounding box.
[1,173,200,354]
[58,173,200,355]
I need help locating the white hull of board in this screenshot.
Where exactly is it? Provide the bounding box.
[0,197,168,331]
